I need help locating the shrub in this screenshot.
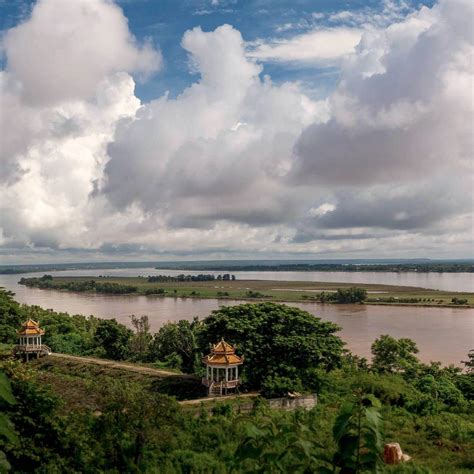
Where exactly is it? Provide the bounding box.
[261,375,304,398]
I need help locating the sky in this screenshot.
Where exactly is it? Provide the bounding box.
[0,0,472,263]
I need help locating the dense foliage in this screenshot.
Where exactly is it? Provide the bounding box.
[198,303,344,391]
[0,289,473,472]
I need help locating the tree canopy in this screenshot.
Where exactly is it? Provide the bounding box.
[371,334,419,373]
[94,319,133,360]
[199,303,344,390]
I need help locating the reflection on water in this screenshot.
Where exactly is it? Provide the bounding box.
[1,270,473,366]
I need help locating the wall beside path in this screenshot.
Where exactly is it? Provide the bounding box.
[267,394,317,411]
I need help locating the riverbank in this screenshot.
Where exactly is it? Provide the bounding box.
[18,275,474,308]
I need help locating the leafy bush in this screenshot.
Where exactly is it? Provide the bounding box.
[415,374,466,408]
[261,375,304,398]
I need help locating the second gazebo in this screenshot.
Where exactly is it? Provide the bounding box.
[202,339,244,396]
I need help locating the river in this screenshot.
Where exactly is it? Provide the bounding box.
[1,269,473,366]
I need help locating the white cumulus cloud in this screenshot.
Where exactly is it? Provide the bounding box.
[0,0,472,261]
[2,0,161,105]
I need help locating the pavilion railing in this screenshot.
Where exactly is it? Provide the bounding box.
[202,378,239,388]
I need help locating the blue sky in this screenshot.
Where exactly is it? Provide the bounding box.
[1,0,435,102]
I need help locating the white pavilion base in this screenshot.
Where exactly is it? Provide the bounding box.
[202,377,240,396]
[13,344,52,360]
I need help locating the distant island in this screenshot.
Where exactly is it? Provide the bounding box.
[18,275,473,307]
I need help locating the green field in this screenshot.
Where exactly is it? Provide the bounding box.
[21,275,474,307]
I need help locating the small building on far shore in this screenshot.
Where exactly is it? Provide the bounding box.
[202,339,243,396]
[13,319,51,361]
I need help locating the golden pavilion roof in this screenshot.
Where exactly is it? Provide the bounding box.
[203,339,243,366]
[17,319,45,336]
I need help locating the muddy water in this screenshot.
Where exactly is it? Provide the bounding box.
[1,270,473,366]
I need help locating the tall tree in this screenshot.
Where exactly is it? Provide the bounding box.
[199,303,344,389]
[94,319,133,360]
[149,319,200,372]
[129,315,152,361]
[371,335,419,373]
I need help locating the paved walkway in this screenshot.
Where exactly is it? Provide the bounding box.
[50,353,190,378]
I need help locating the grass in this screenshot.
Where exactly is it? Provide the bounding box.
[30,356,206,409]
[33,276,474,307]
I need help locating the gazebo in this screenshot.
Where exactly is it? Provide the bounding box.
[202,339,244,396]
[13,319,51,361]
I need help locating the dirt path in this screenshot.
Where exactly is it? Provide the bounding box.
[49,353,260,406]
[50,353,187,378]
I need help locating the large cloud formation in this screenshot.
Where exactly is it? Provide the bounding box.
[101,24,324,228]
[290,0,473,245]
[0,0,472,260]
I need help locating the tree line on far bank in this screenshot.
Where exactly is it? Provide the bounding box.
[148,274,236,282]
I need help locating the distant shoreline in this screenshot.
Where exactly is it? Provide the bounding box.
[2,259,473,274]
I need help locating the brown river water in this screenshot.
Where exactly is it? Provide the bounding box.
[1,269,473,366]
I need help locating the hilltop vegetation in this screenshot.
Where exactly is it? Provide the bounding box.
[0,289,473,472]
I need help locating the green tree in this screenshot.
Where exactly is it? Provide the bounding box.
[199,303,344,389]
[148,319,200,372]
[462,349,474,373]
[332,288,368,304]
[129,315,152,361]
[94,319,133,360]
[0,289,24,344]
[371,335,419,373]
